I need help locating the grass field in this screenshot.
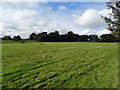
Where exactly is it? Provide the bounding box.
[2,41,118,88]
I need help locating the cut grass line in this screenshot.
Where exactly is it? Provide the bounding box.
[33,60,105,88]
[17,57,104,88]
[7,56,102,84]
[3,56,75,81]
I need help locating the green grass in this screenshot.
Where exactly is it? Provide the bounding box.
[2,41,118,88]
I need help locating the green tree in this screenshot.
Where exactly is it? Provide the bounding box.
[29,33,36,40]
[102,1,120,41]
[13,35,21,41]
[2,36,12,40]
[47,31,60,42]
[100,34,117,42]
[78,35,89,42]
[88,35,99,42]
[60,34,66,42]
[35,33,47,42]
[66,31,77,42]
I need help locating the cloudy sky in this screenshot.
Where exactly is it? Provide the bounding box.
[0,2,111,39]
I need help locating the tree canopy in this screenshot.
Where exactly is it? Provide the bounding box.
[102,1,120,41]
[2,31,118,42]
[29,31,118,42]
[13,35,21,41]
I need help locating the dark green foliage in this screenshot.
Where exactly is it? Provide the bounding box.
[66,31,74,42]
[13,35,21,41]
[47,31,60,42]
[35,32,47,42]
[102,1,120,41]
[100,34,117,42]
[2,36,12,40]
[2,31,119,42]
[30,31,119,42]
[29,33,36,40]
[66,31,79,42]
[88,35,99,42]
[78,35,89,42]
[60,34,67,42]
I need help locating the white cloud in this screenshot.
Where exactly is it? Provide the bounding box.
[0,6,69,38]
[12,10,48,27]
[97,29,111,35]
[72,9,113,35]
[72,9,107,29]
[0,2,53,38]
[79,29,90,35]
[58,6,67,11]
[1,9,50,38]
[1,2,112,38]
[99,9,111,17]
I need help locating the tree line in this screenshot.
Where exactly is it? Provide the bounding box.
[2,31,119,42]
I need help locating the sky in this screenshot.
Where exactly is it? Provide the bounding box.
[0,2,112,39]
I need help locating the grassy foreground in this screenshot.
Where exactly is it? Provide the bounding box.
[2,41,118,88]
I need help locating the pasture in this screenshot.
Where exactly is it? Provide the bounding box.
[2,41,118,88]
